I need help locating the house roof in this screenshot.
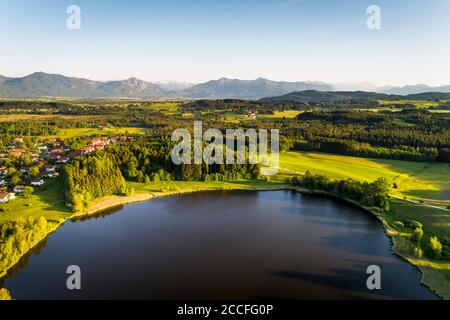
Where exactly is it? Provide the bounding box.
[0,191,9,199]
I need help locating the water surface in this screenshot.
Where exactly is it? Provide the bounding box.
[1,190,436,299]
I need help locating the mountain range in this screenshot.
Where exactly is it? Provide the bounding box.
[261,90,450,102]
[0,72,450,99]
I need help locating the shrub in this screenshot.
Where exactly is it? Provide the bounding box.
[0,288,12,300]
[125,186,135,196]
[429,236,442,259]
[393,221,404,228]
[404,219,423,229]
[411,227,423,242]
[23,186,34,198]
[414,246,424,259]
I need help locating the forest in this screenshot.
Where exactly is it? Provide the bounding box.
[63,139,261,212]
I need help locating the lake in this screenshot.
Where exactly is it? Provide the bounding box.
[0,190,437,299]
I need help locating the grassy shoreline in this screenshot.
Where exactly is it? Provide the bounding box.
[74,180,287,219]
[1,180,448,300]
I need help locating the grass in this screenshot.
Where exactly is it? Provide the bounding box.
[259,110,303,119]
[378,100,441,108]
[128,179,284,194]
[381,200,450,298]
[143,102,179,111]
[277,151,450,207]
[0,179,70,224]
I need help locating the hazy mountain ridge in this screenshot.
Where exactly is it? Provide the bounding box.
[1,72,450,98]
[181,77,334,99]
[0,72,167,98]
[261,90,450,102]
[380,84,450,95]
[260,90,395,102]
[155,81,196,91]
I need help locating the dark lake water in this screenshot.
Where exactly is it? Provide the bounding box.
[1,190,437,299]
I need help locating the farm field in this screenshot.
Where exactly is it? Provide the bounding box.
[142,102,179,111]
[51,127,149,138]
[377,100,442,108]
[259,110,302,119]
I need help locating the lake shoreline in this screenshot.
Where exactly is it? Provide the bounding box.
[1,182,446,300]
[0,181,286,289]
[289,186,445,300]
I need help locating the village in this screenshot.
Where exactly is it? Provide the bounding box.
[0,135,133,204]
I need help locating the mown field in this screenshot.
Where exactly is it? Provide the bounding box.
[277,151,450,207]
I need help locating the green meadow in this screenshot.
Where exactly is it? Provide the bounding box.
[277,151,450,207]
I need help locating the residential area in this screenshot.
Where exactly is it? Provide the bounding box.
[0,135,133,204]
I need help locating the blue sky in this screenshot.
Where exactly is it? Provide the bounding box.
[0,0,449,85]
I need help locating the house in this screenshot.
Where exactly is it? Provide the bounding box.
[19,167,29,174]
[31,179,44,186]
[80,145,95,155]
[9,149,25,157]
[244,109,257,119]
[67,150,83,159]
[44,165,57,172]
[0,192,15,203]
[50,147,64,155]
[0,167,7,177]
[13,185,26,193]
[43,172,59,178]
[12,137,23,144]
[56,157,69,164]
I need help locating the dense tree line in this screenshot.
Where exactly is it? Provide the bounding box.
[0,217,52,277]
[63,154,126,212]
[291,138,438,162]
[291,171,391,212]
[62,139,261,212]
[1,100,448,163]
[106,140,261,182]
